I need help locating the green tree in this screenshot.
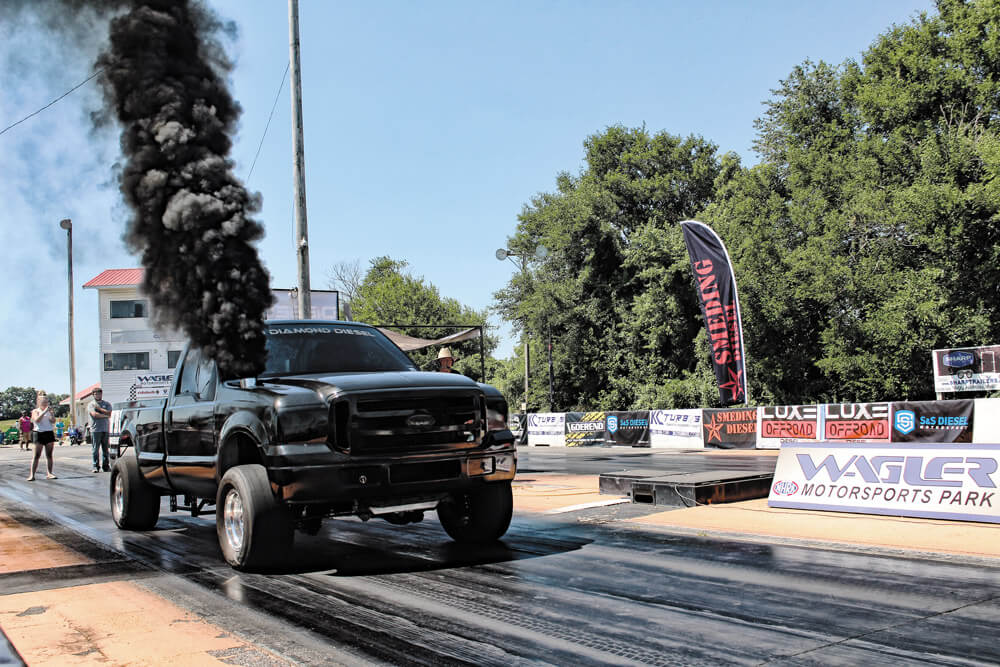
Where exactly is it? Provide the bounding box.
[496,126,722,410]
[705,0,1000,402]
[349,256,497,381]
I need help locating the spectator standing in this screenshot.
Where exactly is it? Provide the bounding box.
[88,387,112,473]
[28,393,57,481]
[436,347,462,374]
[18,411,32,450]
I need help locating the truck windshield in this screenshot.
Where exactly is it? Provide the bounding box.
[261,324,416,376]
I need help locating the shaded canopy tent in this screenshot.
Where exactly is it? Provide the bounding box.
[376,325,485,379]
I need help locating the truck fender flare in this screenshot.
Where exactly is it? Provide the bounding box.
[217,412,269,476]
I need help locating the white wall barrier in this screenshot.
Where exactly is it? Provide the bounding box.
[649,409,703,448]
[526,413,566,447]
[769,441,1000,523]
[974,398,1000,443]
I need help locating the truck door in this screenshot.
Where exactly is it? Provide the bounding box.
[164,346,219,498]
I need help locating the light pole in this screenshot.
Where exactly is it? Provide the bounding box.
[496,245,547,413]
[60,218,76,427]
[288,0,311,319]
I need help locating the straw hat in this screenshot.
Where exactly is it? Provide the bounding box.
[437,347,454,360]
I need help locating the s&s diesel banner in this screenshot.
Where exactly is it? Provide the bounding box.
[769,442,999,524]
[823,403,890,442]
[892,400,974,443]
[680,220,748,406]
[702,408,757,449]
[757,405,819,449]
[564,412,606,446]
[605,411,650,447]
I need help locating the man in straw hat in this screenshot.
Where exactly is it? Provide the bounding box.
[437,347,462,374]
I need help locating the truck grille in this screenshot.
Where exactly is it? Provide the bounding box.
[330,391,484,455]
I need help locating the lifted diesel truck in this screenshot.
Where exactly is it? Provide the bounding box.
[111,320,516,570]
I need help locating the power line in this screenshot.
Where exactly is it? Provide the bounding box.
[0,69,104,138]
[247,62,289,184]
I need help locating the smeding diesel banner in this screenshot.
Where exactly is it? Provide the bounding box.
[702,407,757,449]
[605,411,650,447]
[565,412,606,446]
[757,405,820,449]
[769,442,1000,523]
[824,403,890,442]
[680,220,747,406]
[892,400,974,443]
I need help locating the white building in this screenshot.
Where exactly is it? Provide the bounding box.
[83,269,186,407]
[83,268,341,406]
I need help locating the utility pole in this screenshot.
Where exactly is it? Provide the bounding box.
[288,0,311,319]
[60,219,76,427]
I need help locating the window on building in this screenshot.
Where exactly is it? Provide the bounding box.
[167,350,183,369]
[104,352,150,371]
[110,300,148,319]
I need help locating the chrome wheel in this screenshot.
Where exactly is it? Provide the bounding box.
[223,488,246,552]
[113,473,124,519]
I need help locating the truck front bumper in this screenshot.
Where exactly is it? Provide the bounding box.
[268,446,516,505]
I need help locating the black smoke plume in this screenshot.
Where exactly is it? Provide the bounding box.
[6,0,273,378]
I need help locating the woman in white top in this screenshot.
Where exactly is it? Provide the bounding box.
[28,393,57,481]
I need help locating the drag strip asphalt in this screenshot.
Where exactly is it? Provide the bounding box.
[2,444,999,665]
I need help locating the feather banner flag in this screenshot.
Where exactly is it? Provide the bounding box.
[679,220,748,406]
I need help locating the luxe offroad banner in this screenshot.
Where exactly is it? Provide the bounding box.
[680,220,748,406]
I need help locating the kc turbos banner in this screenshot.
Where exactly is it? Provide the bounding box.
[680,220,747,406]
[769,442,999,524]
[605,411,650,447]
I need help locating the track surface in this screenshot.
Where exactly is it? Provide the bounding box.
[2,445,999,665]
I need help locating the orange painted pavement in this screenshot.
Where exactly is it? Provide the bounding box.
[0,510,290,666]
[0,510,91,573]
[513,473,617,512]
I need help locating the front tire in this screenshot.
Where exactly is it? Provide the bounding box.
[438,481,513,543]
[216,464,293,571]
[110,454,160,530]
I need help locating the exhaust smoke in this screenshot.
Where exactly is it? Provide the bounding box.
[7,0,274,378]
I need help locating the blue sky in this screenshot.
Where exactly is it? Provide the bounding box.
[0,0,933,395]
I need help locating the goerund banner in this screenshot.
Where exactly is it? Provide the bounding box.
[892,400,973,443]
[757,405,819,449]
[702,407,757,449]
[605,411,650,447]
[769,442,999,523]
[823,402,890,442]
[564,412,606,446]
[680,220,747,406]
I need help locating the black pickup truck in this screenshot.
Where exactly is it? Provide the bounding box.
[111,320,516,570]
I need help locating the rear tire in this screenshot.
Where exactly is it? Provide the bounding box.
[438,481,513,543]
[110,454,160,530]
[216,464,293,571]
